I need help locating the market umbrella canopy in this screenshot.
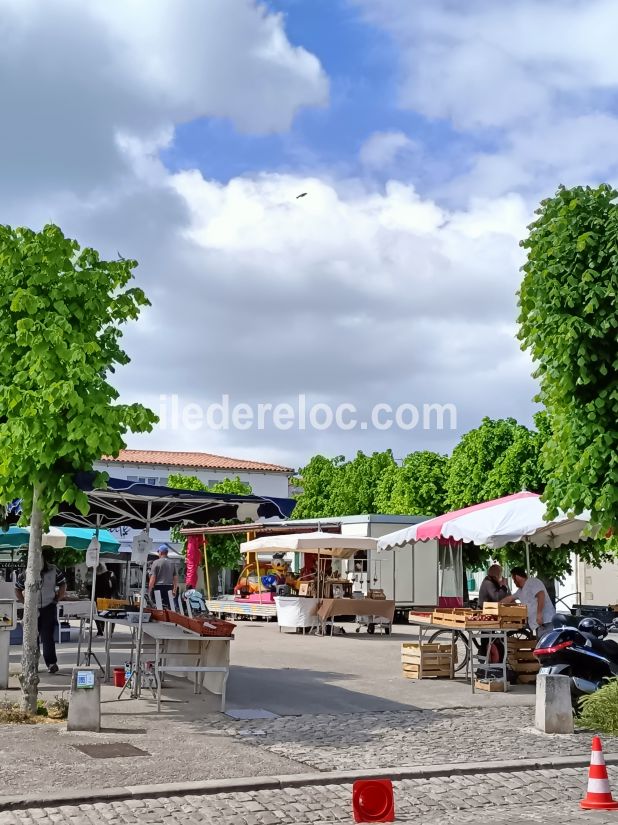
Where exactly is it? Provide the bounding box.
[241,531,376,559]
[53,475,296,530]
[0,525,121,553]
[377,491,592,551]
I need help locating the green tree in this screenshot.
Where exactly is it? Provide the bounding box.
[0,224,156,713]
[445,417,534,510]
[168,474,252,575]
[375,451,448,516]
[291,455,344,518]
[331,450,396,515]
[518,184,618,538]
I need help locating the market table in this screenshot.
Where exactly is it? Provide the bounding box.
[275,596,319,631]
[407,616,510,693]
[317,598,395,635]
[97,616,232,711]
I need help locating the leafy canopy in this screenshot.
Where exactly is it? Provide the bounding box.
[168,473,251,570]
[375,450,448,517]
[0,224,157,518]
[518,184,618,537]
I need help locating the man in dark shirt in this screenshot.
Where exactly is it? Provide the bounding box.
[148,546,178,609]
[15,547,66,674]
[478,564,510,609]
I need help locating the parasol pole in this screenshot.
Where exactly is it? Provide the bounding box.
[83,515,102,669]
[525,540,531,575]
[132,501,151,699]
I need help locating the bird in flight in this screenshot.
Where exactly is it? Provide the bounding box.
[296,192,308,199]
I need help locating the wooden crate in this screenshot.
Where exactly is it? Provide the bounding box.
[483,604,528,619]
[432,611,501,629]
[507,639,539,683]
[475,679,506,692]
[401,643,455,679]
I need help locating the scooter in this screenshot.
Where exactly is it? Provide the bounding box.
[534,616,618,709]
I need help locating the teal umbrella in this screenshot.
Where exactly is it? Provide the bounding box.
[0,525,120,554]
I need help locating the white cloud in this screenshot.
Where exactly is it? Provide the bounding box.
[352,0,618,199]
[0,0,328,198]
[359,131,418,170]
[0,0,557,466]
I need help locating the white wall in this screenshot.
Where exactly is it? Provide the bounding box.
[576,558,618,606]
[93,461,291,498]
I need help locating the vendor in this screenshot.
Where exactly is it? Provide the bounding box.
[477,564,510,608]
[500,567,556,638]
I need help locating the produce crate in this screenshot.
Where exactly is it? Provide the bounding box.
[507,638,539,684]
[96,598,130,610]
[482,604,528,619]
[432,610,501,629]
[408,612,434,624]
[146,608,170,623]
[475,679,506,692]
[401,642,455,679]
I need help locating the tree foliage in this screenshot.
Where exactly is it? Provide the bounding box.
[0,224,156,712]
[375,451,448,517]
[518,184,618,539]
[168,473,251,570]
[0,225,157,517]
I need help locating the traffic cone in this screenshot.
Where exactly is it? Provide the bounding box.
[580,736,618,810]
[352,779,395,823]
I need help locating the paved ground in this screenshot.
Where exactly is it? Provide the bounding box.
[1,766,616,824]
[1,618,609,819]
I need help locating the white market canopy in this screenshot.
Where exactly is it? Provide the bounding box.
[377,492,592,552]
[240,531,376,560]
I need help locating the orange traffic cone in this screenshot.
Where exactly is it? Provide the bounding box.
[580,736,618,810]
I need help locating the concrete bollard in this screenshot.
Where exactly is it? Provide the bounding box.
[67,666,100,732]
[535,673,574,734]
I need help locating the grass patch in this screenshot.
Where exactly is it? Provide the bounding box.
[577,678,618,735]
[0,694,69,724]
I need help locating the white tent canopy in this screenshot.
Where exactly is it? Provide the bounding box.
[240,531,376,560]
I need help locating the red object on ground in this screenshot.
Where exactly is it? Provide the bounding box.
[112,667,126,688]
[580,736,618,810]
[353,779,395,823]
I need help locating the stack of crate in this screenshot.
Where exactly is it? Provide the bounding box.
[507,638,539,684]
[401,642,455,680]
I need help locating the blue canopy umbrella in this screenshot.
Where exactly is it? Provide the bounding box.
[0,525,120,554]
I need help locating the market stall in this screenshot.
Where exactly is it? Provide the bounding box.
[240,532,396,636]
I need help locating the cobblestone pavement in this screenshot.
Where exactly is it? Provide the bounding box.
[1,767,616,824]
[212,706,618,771]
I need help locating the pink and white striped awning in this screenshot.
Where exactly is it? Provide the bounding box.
[377,491,590,551]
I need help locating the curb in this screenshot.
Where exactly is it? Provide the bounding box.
[2,753,617,811]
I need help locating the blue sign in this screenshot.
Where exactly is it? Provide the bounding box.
[76,670,95,689]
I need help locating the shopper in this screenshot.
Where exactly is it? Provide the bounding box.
[148,545,178,609]
[94,562,117,636]
[501,567,556,638]
[15,546,66,674]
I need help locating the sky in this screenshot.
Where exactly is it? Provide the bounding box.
[3,0,618,469]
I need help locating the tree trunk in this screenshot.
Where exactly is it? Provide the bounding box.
[20,485,44,715]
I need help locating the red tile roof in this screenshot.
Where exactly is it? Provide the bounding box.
[99,449,294,474]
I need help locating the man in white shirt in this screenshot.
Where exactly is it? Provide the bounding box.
[501,567,556,638]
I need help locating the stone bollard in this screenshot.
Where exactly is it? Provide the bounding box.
[67,666,100,732]
[535,673,574,734]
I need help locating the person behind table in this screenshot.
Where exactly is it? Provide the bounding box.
[14,545,66,674]
[148,545,178,608]
[500,566,556,638]
[477,564,510,609]
[94,562,117,637]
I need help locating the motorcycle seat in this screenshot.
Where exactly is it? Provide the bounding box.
[587,637,618,660]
